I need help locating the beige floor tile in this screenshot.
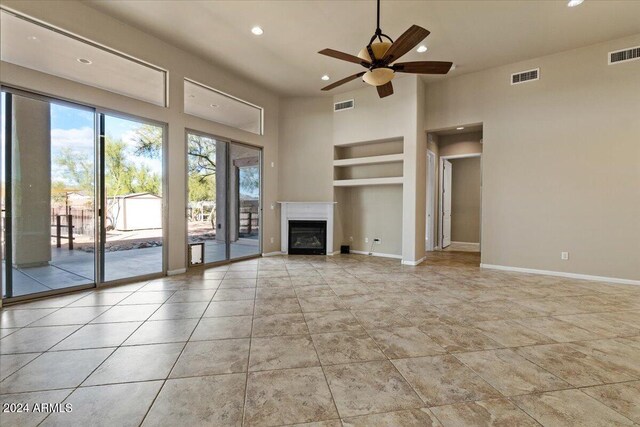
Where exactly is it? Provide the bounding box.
[513,389,634,426]
[582,381,640,423]
[430,398,539,427]
[218,278,256,288]
[298,296,346,313]
[0,325,80,354]
[324,360,423,417]
[556,313,640,337]
[143,374,245,426]
[420,323,502,353]
[0,309,58,328]
[513,316,600,342]
[311,331,385,365]
[90,304,161,323]
[393,355,500,406]
[41,381,162,427]
[455,349,570,396]
[83,343,182,385]
[148,302,208,320]
[118,291,174,305]
[166,290,216,303]
[251,312,307,337]
[516,343,636,387]
[170,339,249,377]
[474,319,554,347]
[255,287,297,300]
[212,288,256,301]
[245,367,338,426]
[0,348,112,393]
[303,310,362,334]
[67,292,132,307]
[0,389,73,427]
[204,300,254,317]
[254,297,301,316]
[30,306,110,327]
[123,319,198,345]
[256,277,293,288]
[190,315,252,340]
[368,326,445,358]
[52,322,141,350]
[352,309,413,330]
[294,285,336,298]
[342,408,441,426]
[0,352,40,381]
[249,335,319,371]
[568,338,640,377]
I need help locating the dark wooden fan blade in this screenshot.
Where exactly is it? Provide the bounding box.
[321,72,366,91]
[318,48,370,66]
[376,82,394,98]
[393,61,453,74]
[382,25,430,63]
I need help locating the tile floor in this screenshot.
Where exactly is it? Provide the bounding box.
[0,251,639,426]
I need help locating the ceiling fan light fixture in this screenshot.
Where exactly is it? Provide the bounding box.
[357,42,392,62]
[363,68,395,86]
[251,26,263,35]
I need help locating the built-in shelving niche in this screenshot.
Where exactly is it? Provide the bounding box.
[333,138,404,187]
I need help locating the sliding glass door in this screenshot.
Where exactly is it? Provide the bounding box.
[187,131,261,266]
[1,88,165,301]
[1,91,96,298]
[100,114,164,282]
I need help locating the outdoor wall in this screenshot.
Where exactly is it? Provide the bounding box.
[0,0,281,274]
[425,33,640,281]
[450,157,481,244]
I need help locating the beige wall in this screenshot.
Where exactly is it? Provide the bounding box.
[0,0,281,273]
[439,132,483,157]
[425,34,640,281]
[450,157,481,243]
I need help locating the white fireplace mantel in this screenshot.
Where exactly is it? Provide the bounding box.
[278,201,336,255]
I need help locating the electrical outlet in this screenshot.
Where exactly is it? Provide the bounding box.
[561,252,569,260]
[365,237,369,243]
[270,203,274,210]
[270,162,275,168]
[270,237,274,244]
[373,238,381,244]
[349,236,353,242]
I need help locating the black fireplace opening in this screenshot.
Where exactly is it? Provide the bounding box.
[288,220,327,255]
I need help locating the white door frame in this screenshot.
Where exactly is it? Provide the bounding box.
[426,150,436,251]
[438,153,482,250]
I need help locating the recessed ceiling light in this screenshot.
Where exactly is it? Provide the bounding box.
[417,45,428,53]
[456,127,465,130]
[321,75,330,81]
[210,104,219,108]
[251,26,263,35]
[77,58,92,65]
[567,0,584,7]
[27,35,38,41]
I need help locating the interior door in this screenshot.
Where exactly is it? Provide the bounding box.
[442,159,452,248]
[426,152,436,251]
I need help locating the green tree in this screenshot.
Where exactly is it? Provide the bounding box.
[55,147,94,194]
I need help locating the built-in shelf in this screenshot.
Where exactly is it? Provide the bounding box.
[333,153,404,167]
[333,177,403,187]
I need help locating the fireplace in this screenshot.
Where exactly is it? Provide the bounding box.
[288,220,327,255]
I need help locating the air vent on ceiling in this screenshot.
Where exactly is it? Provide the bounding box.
[511,68,539,85]
[334,99,354,112]
[609,46,640,65]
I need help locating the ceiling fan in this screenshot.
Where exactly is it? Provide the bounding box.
[318,0,453,98]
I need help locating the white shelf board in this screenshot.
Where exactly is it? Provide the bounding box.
[333,177,404,187]
[333,153,404,167]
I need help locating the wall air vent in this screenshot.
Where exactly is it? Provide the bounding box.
[511,68,539,85]
[609,46,640,65]
[334,99,354,112]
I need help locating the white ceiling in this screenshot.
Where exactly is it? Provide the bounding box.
[83,1,640,96]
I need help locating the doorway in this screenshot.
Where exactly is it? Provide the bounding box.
[1,88,166,302]
[186,130,262,267]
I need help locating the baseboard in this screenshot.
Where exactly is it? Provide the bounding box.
[328,251,340,256]
[402,256,426,266]
[261,251,283,257]
[480,263,640,286]
[167,268,187,276]
[350,250,403,260]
